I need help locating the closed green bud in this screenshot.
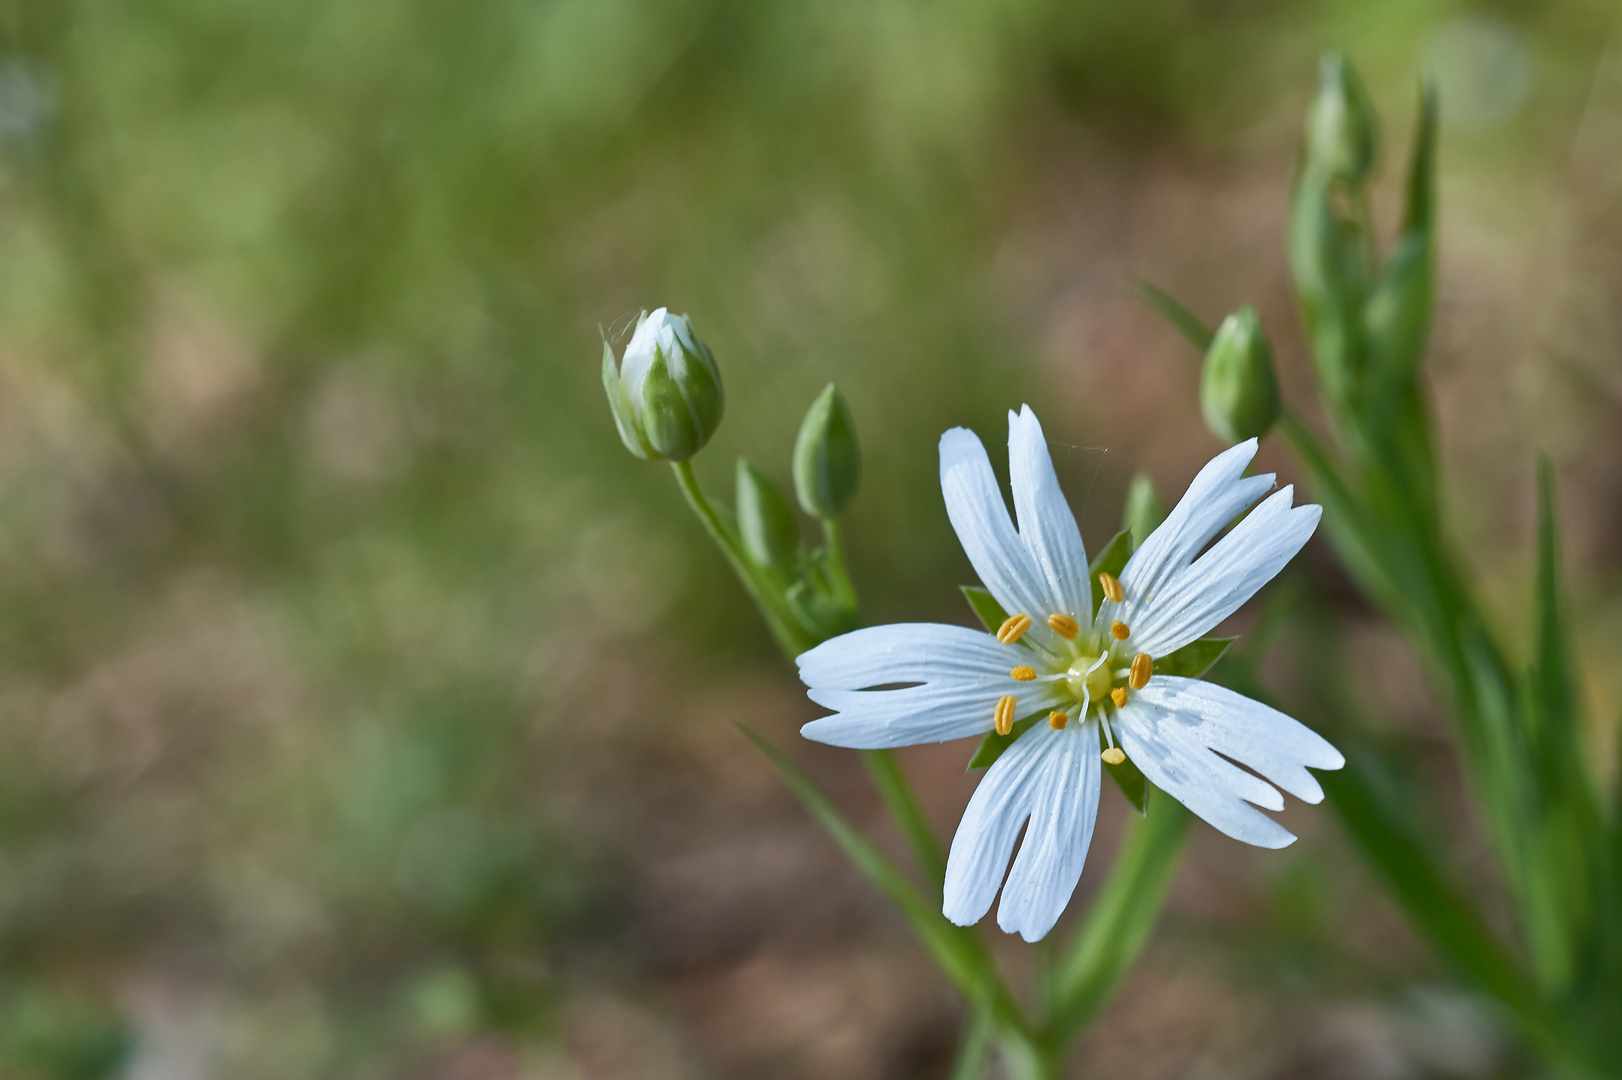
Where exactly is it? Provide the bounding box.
[1123,472,1165,548]
[601,307,724,461]
[1201,306,1281,444]
[1305,53,1377,187]
[792,383,860,517]
[735,458,800,572]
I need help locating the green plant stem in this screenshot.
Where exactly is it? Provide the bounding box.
[861,748,948,888]
[671,460,815,657]
[820,514,859,611]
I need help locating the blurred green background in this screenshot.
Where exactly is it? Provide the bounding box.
[0,0,1619,1076]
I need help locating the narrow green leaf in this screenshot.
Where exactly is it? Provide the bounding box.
[1088,529,1133,619]
[740,727,1009,1008]
[1401,83,1438,237]
[947,1001,995,1080]
[1153,637,1236,679]
[1320,749,1555,1036]
[1103,753,1148,815]
[1533,456,1577,749]
[961,585,1009,634]
[1134,281,1214,353]
[966,714,1042,772]
[1049,791,1190,1038]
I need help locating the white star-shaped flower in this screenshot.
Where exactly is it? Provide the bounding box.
[797,406,1345,941]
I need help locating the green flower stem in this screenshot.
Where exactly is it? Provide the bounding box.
[819,515,859,613]
[861,747,947,888]
[671,460,816,658]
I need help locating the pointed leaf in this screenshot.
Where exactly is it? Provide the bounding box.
[1088,529,1133,619]
[1104,753,1149,815]
[1153,637,1236,679]
[961,585,1009,634]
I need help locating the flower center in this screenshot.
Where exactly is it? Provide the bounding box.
[1064,653,1115,708]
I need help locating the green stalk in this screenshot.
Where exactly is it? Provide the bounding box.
[671,460,816,658]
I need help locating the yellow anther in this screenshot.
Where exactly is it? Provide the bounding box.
[1047,613,1079,639]
[994,695,1017,736]
[1110,620,1130,640]
[997,613,1033,644]
[1110,687,1128,708]
[1048,711,1069,730]
[1099,572,1124,604]
[1101,747,1126,766]
[1010,665,1037,682]
[1129,652,1152,690]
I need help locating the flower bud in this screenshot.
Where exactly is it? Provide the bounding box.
[1123,472,1165,549]
[792,383,860,518]
[1305,53,1377,187]
[1200,305,1281,444]
[735,458,800,572]
[602,308,724,461]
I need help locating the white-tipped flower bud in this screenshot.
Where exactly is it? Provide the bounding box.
[1201,306,1281,444]
[1305,53,1377,187]
[792,383,860,518]
[602,308,724,461]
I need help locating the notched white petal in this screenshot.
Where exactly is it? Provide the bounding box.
[939,426,1066,655]
[1136,677,1343,803]
[796,622,1025,690]
[995,722,1102,942]
[1007,405,1091,621]
[943,724,1053,927]
[802,679,1067,750]
[1130,486,1322,656]
[1116,698,1299,849]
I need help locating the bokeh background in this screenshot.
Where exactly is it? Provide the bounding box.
[0,1,1619,1077]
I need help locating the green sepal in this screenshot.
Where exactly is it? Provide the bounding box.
[1123,473,1166,547]
[1089,529,1132,618]
[734,458,800,572]
[1153,636,1237,679]
[966,714,1042,772]
[1105,753,1149,815]
[602,340,651,459]
[960,585,1009,635]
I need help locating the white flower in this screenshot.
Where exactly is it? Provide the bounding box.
[796,406,1345,942]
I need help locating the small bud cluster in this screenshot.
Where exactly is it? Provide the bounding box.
[601,310,862,651]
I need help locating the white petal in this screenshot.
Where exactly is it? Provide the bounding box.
[942,721,1053,927]
[939,427,1065,655]
[802,678,1067,749]
[796,623,1025,690]
[1007,406,1090,621]
[1129,487,1322,657]
[1135,677,1344,803]
[996,722,1102,941]
[1115,697,1298,848]
[1112,440,1273,631]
